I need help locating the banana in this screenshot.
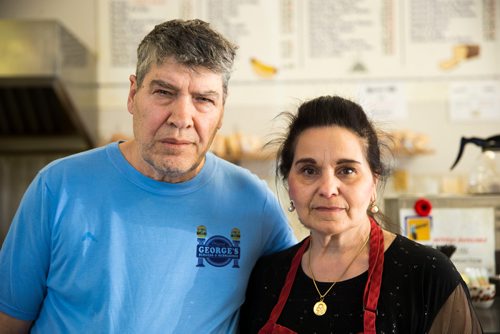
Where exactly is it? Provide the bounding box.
[439,44,480,70]
[250,57,278,79]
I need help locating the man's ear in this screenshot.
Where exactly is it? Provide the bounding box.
[217,107,224,129]
[127,75,138,115]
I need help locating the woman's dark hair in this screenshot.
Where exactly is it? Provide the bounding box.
[275,95,391,185]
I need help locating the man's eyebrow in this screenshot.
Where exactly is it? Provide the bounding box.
[195,90,220,98]
[148,80,220,98]
[149,79,177,90]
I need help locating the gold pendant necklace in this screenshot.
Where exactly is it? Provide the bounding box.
[308,234,370,316]
[313,300,328,316]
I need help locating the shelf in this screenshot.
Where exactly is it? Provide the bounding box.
[393,148,435,157]
[213,150,276,163]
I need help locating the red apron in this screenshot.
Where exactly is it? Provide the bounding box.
[258,218,385,334]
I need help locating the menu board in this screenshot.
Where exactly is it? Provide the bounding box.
[97,0,500,83]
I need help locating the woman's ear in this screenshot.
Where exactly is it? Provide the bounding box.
[371,176,379,202]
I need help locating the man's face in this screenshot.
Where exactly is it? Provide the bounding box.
[126,57,225,183]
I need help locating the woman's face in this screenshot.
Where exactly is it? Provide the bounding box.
[287,126,377,236]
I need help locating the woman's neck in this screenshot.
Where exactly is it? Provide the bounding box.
[303,222,371,282]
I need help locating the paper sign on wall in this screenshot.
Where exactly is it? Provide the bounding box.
[399,207,495,275]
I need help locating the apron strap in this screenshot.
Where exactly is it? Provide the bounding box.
[363,218,385,334]
[260,238,310,327]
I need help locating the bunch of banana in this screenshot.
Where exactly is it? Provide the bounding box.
[250,57,278,79]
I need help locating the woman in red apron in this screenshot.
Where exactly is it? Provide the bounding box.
[239,96,482,333]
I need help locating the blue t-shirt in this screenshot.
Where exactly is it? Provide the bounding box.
[0,143,296,333]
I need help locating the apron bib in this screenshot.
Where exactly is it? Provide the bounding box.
[258,218,384,334]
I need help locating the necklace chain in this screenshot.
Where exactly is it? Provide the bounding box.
[308,234,370,302]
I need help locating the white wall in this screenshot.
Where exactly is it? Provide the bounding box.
[1,0,499,195]
[224,80,500,192]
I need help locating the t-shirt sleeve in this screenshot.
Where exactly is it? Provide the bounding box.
[0,173,51,320]
[259,190,297,256]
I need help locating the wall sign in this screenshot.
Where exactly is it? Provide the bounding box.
[97,0,500,84]
[400,207,496,275]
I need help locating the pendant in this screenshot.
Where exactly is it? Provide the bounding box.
[313,300,327,316]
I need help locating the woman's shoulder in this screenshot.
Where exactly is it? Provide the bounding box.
[386,234,462,279]
[251,239,306,277]
[388,235,450,261]
[257,239,305,265]
[390,234,448,257]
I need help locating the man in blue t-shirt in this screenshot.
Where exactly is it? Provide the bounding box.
[0,19,296,333]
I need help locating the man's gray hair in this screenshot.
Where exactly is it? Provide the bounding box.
[135,19,238,101]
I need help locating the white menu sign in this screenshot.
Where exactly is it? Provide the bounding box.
[97,0,500,83]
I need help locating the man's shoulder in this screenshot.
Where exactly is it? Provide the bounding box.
[211,153,268,187]
[38,144,112,181]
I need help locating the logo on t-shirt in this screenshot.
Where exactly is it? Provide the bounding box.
[195,225,241,268]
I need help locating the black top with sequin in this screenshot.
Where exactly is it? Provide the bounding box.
[240,235,471,334]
